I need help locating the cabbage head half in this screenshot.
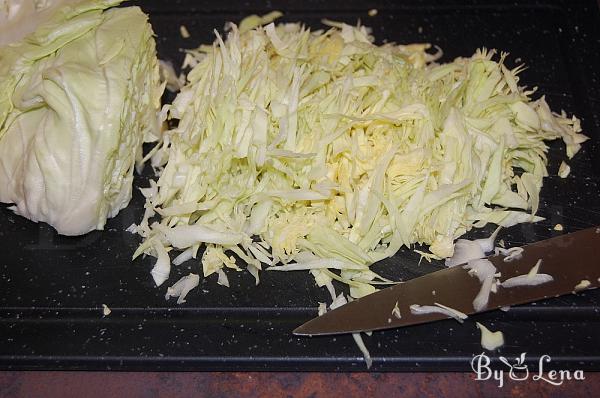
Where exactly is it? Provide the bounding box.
[0,0,162,235]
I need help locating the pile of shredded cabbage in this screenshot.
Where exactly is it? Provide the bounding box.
[132,18,587,297]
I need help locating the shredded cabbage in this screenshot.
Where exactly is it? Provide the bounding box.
[135,17,586,295]
[409,302,468,323]
[352,332,373,369]
[391,301,402,319]
[500,259,553,288]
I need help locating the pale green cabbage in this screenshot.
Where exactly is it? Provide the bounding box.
[0,0,81,47]
[134,19,586,292]
[0,0,163,235]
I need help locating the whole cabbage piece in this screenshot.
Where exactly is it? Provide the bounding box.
[0,0,162,235]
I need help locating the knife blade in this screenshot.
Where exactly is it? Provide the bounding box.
[294,226,600,336]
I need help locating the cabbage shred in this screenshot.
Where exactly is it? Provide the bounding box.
[135,19,586,294]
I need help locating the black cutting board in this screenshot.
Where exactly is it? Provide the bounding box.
[1,0,600,371]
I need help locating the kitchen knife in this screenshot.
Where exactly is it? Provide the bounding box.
[294,226,600,336]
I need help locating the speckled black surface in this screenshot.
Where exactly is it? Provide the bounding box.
[1,0,600,371]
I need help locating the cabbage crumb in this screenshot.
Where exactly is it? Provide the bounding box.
[180,24,190,38]
[476,322,504,351]
[558,161,571,178]
[574,279,591,292]
[102,304,112,317]
[165,273,200,304]
[553,223,564,231]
